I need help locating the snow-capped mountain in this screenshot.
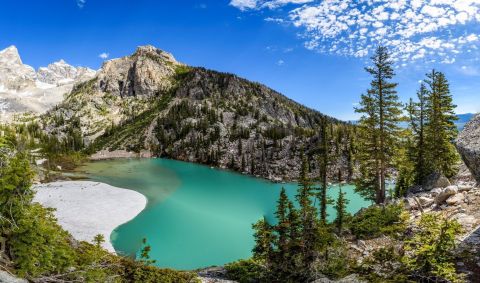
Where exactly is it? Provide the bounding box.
[0,45,96,92]
[0,46,37,91]
[37,59,96,86]
[0,45,97,121]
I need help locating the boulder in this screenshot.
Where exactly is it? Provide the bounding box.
[0,271,27,283]
[418,196,434,207]
[404,197,418,210]
[456,114,480,184]
[434,186,458,205]
[445,193,464,206]
[430,187,443,197]
[453,213,477,230]
[423,172,451,191]
[458,184,473,192]
[312,274,366,283]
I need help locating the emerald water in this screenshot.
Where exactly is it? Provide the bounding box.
[79,158,370,270]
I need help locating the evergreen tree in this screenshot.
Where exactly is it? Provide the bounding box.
[407,83,429,184]
[318,117,329,223]
[424,70,458,178]
[274,188,289,263]
[296,156,318,276]
[334,187,349,234]
[252,218,274,268]
[355,46,402,204]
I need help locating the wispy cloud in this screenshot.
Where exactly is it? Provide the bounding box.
[277,59,285,66]
[230,0,313,11]
[99,52,109,60]
[232,0,480,65]
[76,0,86,8]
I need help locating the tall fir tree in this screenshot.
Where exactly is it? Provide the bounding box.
[296,156,318,276]
[424,70,458,178]
[274,188,290,265]
[318,117,330,223]
[406,83,429,184]
[334,187,349,234]
[355,46,402,204]
[252,218,274,268]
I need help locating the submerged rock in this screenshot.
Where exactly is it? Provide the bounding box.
[456,114,480,184]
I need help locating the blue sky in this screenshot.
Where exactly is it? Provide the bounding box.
[1,0,479,120]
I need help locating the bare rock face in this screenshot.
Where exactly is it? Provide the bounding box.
[0,46,37,91]
[97,45,181,97]
[457,114,480,184]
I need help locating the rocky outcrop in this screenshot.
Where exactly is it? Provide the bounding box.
[96,45,180,97]
[456,114,480,184]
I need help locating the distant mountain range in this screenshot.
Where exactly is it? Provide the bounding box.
[0,45,96,121]
[350,113,476,131]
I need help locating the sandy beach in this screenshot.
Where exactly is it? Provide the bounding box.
[33,181,147,253]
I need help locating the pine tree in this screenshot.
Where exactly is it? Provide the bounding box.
[355,46,402,204]
[318,117,329,223]
[424,70,458,178]
[334,187,349,234]
[407,83,429,184]
[296,156,318,275]
[252,218,274,268]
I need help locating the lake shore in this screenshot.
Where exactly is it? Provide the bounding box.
[89,149,152,160]
[33,181,147,253]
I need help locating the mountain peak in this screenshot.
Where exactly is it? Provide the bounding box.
[133,45,180,65]
[0,45,22,65]
[96,45,181,97]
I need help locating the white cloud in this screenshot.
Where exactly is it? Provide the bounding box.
[277,59,285,66]
[265,17,284,23]
[76,0,86,8]
[230,0,313,10]
[230,0,258,10]
[99,52,109,59]
[232,0,480,65]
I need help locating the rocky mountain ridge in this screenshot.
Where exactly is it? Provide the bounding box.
[0,45,96,90]
[0,45,96,121]
[42,45,355,181]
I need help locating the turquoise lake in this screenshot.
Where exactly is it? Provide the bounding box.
[79,158,371,270]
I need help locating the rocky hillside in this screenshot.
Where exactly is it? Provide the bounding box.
[457,114,480,184]
[42,45,355,181]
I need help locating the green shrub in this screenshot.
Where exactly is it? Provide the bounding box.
[121,259,199,283]
[10,204,76,278]
[403,213,464,283]
[350,204,407,239]
[225,258,265,283]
